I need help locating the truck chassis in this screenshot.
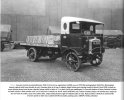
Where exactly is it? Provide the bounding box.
[21,43,103,72]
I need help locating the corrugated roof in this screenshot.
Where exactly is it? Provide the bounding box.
[61,16,104,24]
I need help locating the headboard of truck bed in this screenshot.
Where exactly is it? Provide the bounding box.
[47,26,61,35]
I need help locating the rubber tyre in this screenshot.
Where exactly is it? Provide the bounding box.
[28,47,38,62]
[65,51,81,72]
[90,54,103,66]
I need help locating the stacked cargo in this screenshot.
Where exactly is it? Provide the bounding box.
[26,35,60,47]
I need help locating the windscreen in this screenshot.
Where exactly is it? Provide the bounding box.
[82,23,103,35]
[70,22,103,35]
[82,24,92,35]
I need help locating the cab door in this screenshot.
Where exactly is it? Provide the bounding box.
[61,34,82,49]
[60,21,83,52]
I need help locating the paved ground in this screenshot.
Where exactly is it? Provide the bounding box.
[0,48,123,82]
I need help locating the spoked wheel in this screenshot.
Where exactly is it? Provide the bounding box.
[65,51,81,72]
[28,47,38,62]
[90,54,103,66]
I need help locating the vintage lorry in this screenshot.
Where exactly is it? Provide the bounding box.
[0,24,15,51]
[20,17,105,71]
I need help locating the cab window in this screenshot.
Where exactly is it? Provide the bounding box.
[70,22,81,33]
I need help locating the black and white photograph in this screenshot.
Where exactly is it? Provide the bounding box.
[0,0,123,100]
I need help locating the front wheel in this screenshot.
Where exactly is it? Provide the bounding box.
[90,54,103,66]
[65,51,81,72]
[28,47,38,62]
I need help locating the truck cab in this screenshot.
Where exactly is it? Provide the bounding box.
[61,17,104,52]
[60,17,105,71]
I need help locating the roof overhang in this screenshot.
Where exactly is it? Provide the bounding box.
[61,16,104,25]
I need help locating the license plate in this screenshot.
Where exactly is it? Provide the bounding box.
[93,41,100,45]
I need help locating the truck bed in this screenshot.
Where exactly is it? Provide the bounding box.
[20,35,60,48]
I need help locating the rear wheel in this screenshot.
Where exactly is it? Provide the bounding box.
[65,51,81,72]
[28,47,38,62]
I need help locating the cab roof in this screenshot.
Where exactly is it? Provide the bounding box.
[61,16,104,25]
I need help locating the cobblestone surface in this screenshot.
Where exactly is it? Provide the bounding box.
[0,48,123,82]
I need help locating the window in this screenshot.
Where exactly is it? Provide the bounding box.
[90,25,93,31]
[72,23,80,29]
[63,23,67,30]
[70,22,81,33]
[81,24,96,35]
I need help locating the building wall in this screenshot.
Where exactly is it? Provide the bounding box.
[1,0,123,41]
